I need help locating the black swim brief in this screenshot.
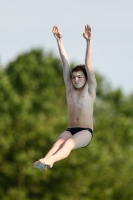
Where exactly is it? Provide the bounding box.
[66,127,93,148]
[66,127,93,135]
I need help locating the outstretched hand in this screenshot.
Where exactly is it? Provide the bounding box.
[83,24,92,40]
[52,26,62,40]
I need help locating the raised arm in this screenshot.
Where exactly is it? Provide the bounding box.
[83,24,97,94]
[52,26,71,89]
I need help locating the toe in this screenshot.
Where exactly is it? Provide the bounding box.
[39,159,45,164]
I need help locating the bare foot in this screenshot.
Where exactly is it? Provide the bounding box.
[39,157,54,168]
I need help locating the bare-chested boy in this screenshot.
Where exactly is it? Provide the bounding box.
[33,24,97,171]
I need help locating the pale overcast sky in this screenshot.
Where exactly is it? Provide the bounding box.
[0,0,133,94]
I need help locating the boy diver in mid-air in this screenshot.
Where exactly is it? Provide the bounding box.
[33,24,97,171]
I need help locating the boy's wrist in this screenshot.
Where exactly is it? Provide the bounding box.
[86,39,91,42]
[57,38,63,43]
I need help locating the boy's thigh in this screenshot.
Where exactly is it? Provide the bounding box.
[72,130,92,149]
[57,130,72,142]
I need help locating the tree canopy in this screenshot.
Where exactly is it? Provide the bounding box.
[0,49,133,200]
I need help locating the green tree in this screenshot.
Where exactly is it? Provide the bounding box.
[0,49,133,200]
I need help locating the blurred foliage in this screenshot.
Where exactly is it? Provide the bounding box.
[0,49,133,200]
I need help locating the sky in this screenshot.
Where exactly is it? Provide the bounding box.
[0,0,133,94]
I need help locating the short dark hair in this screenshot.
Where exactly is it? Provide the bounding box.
[72,64,87,77]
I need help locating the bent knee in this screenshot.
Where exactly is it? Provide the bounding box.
[65,138,75,149]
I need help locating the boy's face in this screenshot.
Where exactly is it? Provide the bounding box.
[72,71,86,89]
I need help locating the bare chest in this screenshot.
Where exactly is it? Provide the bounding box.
[67,93,88,105]
[67,87,93,109]
[66,83,94,111]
